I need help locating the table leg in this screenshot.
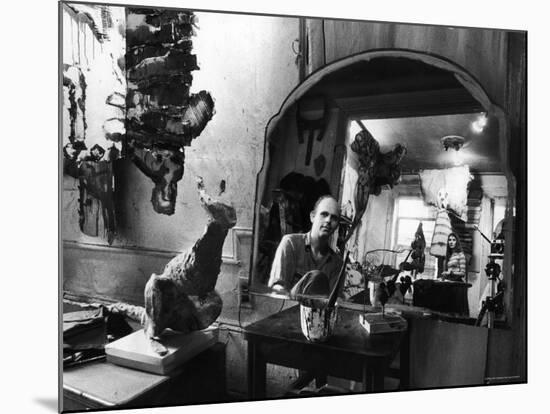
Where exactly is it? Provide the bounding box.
[361,364,374,392]
[290,371,314,391]
[315,373,328,388]
[399,327,411,390]
[247,342,266,399]
[362,363,385,392]
[372,367,385,391]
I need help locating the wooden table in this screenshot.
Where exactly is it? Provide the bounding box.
[63,343,226,411]
[244,306,407,399]
[413,279,472,316]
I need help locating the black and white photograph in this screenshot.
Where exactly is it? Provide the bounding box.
[6,0,544,413]
[57,0,530,412]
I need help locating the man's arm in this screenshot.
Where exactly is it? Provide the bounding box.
[267,235,296,292]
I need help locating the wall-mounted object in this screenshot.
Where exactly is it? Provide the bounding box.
[314,154,326,176]
[62,4,126,243]
[126,8,215,215]
[296,97,328,166]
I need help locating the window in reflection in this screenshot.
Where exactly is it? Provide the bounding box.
[393,197,437,278]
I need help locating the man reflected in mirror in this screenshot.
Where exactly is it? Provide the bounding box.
[267,195,343,298]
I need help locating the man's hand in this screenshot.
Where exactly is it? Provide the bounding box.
[271,284,289,296]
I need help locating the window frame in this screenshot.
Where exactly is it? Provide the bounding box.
[392,195,438,278]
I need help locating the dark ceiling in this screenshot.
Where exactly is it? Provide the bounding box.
[350,113,501,173]
[304,57,502,173]
[308,57,466,98]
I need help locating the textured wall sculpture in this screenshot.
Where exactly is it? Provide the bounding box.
[126,8,215,215]
[341,128,406,251]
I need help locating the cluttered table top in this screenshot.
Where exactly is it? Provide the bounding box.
[244,305,404,358]
[249,283,474,324]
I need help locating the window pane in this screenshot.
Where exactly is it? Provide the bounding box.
[393,196,438,279]
[394,248,437,278]
[493,204,506,237]
[396,219,435,247]
[397,198,434,219]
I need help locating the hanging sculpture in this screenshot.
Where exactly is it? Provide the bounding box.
[296,97,328,166]
[418,166,473,259]
[341,128,406,251]
[62,5,215,246]
[126,8,215,215]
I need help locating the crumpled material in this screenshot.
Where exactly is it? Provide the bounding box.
[419,166,472,218]
[63,307,107,350]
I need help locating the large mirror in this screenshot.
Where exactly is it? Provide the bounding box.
[249,52,515,328]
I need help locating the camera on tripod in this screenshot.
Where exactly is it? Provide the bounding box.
[472,223,508,328]
[489,237,504,259]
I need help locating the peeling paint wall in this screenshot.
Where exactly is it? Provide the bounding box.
[62,4,126,160]
[63,11,300,303]
[63,10,300,396]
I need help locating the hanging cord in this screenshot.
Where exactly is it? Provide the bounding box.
[446,208,493,244]
[321,19,327,66]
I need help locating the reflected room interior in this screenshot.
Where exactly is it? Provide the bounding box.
[250,56,513,328]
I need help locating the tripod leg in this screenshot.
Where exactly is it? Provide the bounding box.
[476,301,488,327]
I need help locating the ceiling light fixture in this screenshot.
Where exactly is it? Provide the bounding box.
[471,113,488,133]
[441,135,465,151]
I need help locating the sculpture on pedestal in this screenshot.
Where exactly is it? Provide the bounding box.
[142,178,236,352]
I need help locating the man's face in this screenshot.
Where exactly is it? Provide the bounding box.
[310,197,340,240]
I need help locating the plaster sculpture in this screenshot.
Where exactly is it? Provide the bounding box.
[142,178,237,351]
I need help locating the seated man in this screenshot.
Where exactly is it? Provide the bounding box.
[268,195,343,297]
